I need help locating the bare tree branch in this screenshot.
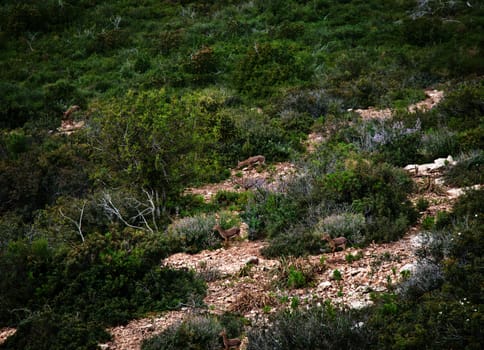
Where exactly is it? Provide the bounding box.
[59,200,86,243]
[100,191,159,234]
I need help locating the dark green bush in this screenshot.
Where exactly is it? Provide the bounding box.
[184,46,219,85]
[242,190,300,240]
[166,213,221,253]
[247,303,373,350]
[233,41,311,98]
[0,82,45,129]
[436,81,484,132]
[416,197,430,212]
[444,151,483,187]
[142,313,244,350]
[88,29,130,53]
[402,17,451,47]
[0,230,206,339]
[261,230,322,258]
[367,188,483,350]
[1,309,110,350]
[457,126,484,152]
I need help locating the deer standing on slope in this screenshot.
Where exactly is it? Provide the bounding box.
[220,329,241,350]
[322,233,347,256]
[213,224,241,245]
[236,155,265,170]
[63,105,80,119]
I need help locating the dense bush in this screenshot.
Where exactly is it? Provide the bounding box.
[166,213,220,253]
[0,133,92,220]
[242,190,300,240]
[233,41,311,98]
[0,230,207,346]
[1,309,110,350]
[444,150,483,187]
[247,303,373,350]
[142,312,245,350]
[436,81,484,132]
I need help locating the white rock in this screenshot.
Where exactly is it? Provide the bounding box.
[349,300,371,309]
[435,177,445,185]
[400,263,417,274]
[318,281,332,289]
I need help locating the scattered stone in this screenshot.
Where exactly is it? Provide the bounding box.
[318,281,332,290]
[348,300,371,310]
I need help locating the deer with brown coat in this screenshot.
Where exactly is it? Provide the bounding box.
[236,155,265,170]
[63,105,80,119]
[322,233,347,256]
[213,224,241,244]
[219,329,241,350]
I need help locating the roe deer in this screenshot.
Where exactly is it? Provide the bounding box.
[237,155,265,170]
[213,224,241,244]
[220,329,241,350]
[63,105,80,119]
[322,233,347,256]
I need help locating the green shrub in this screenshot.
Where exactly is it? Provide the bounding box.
[436,81,484,132]
[287,266,307,289]
[88,29,130,53]
[402,16,450,47]
[418,128,459,162]
[444,151,483,187]
[184,46,219,85]
[247,303,373,350]
[212,190,249,210]
[332,269,342,281]
[233,41,311,98]
[456,127,484,152]
[345,251,363,263]
[242,190,300,240]
[166,213,220,253]
[270,256,322,291]
[421,216,435,230]
[1,309,110,350]
[278,88,343,119]
[0,230,207,329]
[142,313,245,350]
[142,315,222,350]
[416,197,430,212]
[315,211,366,245]
[261,230,323,258]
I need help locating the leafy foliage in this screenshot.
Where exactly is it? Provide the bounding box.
[0,231,206,347]
[247,303,373,350]
[142,313,245,350]
[0,0,482,348]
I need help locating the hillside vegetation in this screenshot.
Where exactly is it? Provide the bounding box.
[0,0,482,349]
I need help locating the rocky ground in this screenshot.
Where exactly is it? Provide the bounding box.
[2,89,467,349]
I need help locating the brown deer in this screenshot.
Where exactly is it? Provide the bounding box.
[213,224,241,244]
[63,105,80,119]
[237,155,265,170]
[322,233,347,256]
[220,329,241,350]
